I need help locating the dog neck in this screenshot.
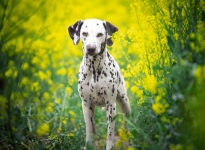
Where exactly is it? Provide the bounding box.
[83,44,107,73]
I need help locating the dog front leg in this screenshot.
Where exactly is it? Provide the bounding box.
[82,102,96,148]
[106,103,116,150]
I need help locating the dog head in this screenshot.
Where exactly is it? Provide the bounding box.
[68,19,118,56]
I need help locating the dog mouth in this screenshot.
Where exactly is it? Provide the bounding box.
[87,51,96,56]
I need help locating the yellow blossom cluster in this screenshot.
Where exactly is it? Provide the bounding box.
[36,123,50,136]
[115,126,134,149]
[194,65,205,84]
[152,96,169,115]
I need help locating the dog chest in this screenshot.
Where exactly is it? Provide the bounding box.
[78,65,120,105]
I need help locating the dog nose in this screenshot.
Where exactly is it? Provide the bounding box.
[86,44,96,55]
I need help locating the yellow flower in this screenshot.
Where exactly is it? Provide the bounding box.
[152,103,165,115]
[63,118,68,124]
[190,32,195,39]
[46,102,54,112]
[21,62,29,70]
[68,133,74,137]
[5,67,18,79]
[190,42,195,50]
[40,61,48,69]
[43,92,50,100]
[38,71,47,80]
[31,82,40,92]
[68,68,74,76]
[69,110,75,117]
[31,56,39,65]
[56,98,61,104]
[66,87,72,95]
[20,77,29,87]
[36,123,50,136]
[47,79,53,85]
[5,68,13,78]
[127,147,136,150]
[194,65,205,84]
[69,78,75,86]
[131,86,143,98]
[116,126,134,148]
[138,97,144,105]
[152,95,169,115]
[13,70,18,78]
[56,68,67,76]
[144,75,157,94]
[46,106,53,113]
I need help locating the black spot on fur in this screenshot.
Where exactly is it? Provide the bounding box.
[102,71,107,77]
[107,52,111,58]
[112,85,115,94]
[110,108,112,114]
[109,115,112,121]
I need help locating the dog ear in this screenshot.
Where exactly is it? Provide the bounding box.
[103,21,118,46]
[68,20,84,45]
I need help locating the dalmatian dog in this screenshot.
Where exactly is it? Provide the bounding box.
[68,18,131,150]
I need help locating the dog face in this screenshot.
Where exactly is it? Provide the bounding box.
[80,19,106,56]
[68,18,118,56]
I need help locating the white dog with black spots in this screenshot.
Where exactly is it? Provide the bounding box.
[68,18,131,150]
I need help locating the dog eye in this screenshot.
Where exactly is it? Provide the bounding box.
[82,32,88,37]
[97,33,103,37]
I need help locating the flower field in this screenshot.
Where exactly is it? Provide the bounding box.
[0,0,205,149]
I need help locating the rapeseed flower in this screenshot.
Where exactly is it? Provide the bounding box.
[31,82,40,92]
[20,76,29,87]
[144,75,157,94]
[38,71,47,80]
[69,110,75,117]
[56,68,67,76]
[152,96,169,115]
[194,65,205,84]
[21,62,29,70]
[5,68,13,78]
[127,147,136,150]
[46,102,54,113]
[43,92,50,100]
[131,86,143,98]
[36,123,50,136]
[66,87,72,95]
[152,103,165,115]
